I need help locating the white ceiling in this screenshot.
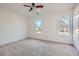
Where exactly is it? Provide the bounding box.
[0,3,74,16]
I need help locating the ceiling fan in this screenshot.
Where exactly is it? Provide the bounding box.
[24,3,43,11]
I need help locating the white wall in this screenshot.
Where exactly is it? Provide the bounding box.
[27,9,73,44]
[0,8,28,45]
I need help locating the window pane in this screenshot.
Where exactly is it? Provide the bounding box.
[59,16,70,35]
[35,20,42,28]
[35,19,42,34]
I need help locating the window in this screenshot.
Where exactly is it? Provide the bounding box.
[74,14,79,34]
[35,19,42,34]
[59,16,71,35]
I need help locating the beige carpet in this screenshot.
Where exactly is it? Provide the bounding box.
[0,39,79,56]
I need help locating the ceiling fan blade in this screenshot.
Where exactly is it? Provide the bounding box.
[36,5,43,8]
[29,8,33,11]
[24,5,32,7]
[32,3,35,7]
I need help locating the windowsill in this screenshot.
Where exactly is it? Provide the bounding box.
[36,31,42,34]
[59,32,69,35]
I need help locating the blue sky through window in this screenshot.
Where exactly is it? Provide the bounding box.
[62,16,70,25]
[35,20,42,28]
